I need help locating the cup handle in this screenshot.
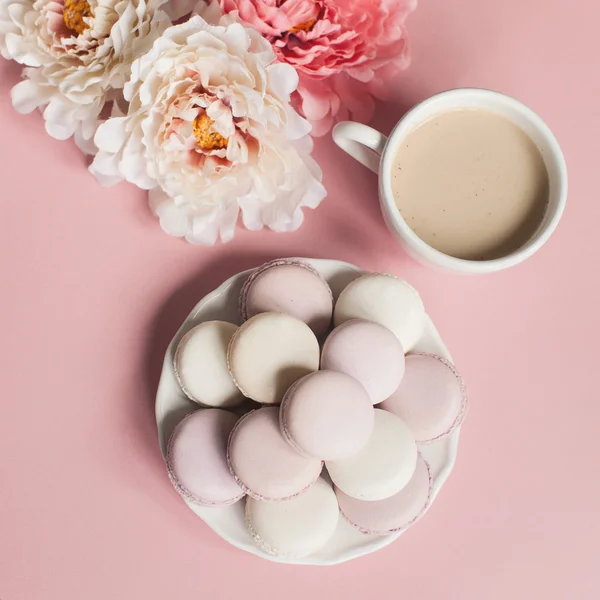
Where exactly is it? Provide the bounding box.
[332,121,388,173]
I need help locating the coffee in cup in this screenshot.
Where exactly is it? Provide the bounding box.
[333,89,567,274]
[390,107,549,261]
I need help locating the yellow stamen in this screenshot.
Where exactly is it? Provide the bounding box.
[290,18,317,34]
[193,114,228,151]
[63,0,92,35]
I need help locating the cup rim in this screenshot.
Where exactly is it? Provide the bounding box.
[379,88,568,274]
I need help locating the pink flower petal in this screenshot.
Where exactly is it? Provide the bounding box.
[218,0,416,133]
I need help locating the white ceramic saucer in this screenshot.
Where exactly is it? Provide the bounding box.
[155,258,460,565]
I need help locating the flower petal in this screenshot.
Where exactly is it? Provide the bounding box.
[94,117,129,154]
[11,79,44,114]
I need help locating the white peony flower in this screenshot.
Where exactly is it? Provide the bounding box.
[89,13,326,245]
[0,0,169,151]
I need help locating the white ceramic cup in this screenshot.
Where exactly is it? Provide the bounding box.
[333,88,567,274]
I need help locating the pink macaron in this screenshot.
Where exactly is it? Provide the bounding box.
[380,353,467,443]
[166,409,245,507]
[280,370,374,460]
[336,454,432,535]
[321,319,405,404]
[227,407,323,501]
[239,259,333,338]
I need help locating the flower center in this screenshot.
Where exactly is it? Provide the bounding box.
[289,18,317,34]
[63,0,92,35]
[193,114,228,151]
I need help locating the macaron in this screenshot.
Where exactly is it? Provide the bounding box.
[321,319,405,404]
[240,259,333,338]
[173,321,244,408]
[326,409,417,501]
[280,370,374,460]
[334,273,426,352]
[380,353,467,443]
[245,477,339,558]
[227,407,322,501]
[336,454,432,536]
[227,312,320,405]
[166,409,244,507]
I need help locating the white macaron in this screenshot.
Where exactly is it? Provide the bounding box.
[174,321,244,408]
[326,409,418,501]
[245,477,339,558]
[333,273,426,352]
[227,312,320,405]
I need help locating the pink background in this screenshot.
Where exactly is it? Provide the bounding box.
[1,0,599,598]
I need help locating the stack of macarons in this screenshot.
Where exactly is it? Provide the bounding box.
[166,258,467,558]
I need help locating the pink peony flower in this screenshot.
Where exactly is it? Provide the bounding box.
[217,0,417,134]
